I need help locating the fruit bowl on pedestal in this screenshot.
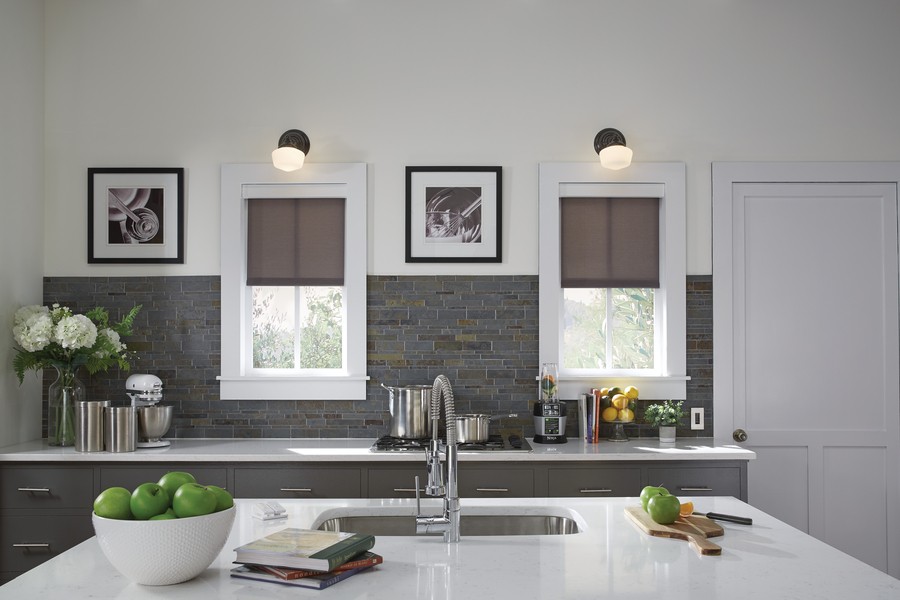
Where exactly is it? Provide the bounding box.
[92,505,235,585]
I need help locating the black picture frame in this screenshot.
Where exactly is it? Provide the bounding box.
[87,167,185,264]
[405,166,502,263]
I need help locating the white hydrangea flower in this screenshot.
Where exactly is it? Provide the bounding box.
[13,313,53,352]
[99,328,123,352]
[54,314,98,350]
[14,305,48,327]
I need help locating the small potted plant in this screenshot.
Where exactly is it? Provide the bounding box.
[644,400,686,443]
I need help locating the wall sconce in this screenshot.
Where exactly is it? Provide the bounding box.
[594,128,633,170]
[271,129,311,172]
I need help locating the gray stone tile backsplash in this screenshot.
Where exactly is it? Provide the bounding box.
[42,275,713,440]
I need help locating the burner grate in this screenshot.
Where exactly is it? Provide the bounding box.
[372,434,531,452]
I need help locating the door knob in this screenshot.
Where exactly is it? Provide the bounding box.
[733,428,748,442]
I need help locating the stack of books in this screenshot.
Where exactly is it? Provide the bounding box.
[231,528,380,590]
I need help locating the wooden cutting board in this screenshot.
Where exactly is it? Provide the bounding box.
[624,506,724,555]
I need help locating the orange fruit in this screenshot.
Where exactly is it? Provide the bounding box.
[612,394,629,409]
[679,501,694,517]
[601,407,619,422]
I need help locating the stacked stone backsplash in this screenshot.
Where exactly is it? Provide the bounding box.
[42,275,713,440]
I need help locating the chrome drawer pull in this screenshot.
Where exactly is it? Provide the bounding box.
[13,543,51,548]
[580,488,613,494]
[279,488,312,492]
[393,488,425,493]
[679,486,713,491]
[475,488,509,493]
[17,487,51,493]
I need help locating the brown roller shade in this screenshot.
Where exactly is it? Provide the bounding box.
[246,197,345,286]
[560,196,660,288]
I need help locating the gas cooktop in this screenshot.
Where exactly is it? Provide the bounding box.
[371,434,532,452]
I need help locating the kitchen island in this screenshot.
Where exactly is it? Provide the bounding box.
[0,496,896,599]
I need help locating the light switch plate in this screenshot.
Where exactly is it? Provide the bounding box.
[690,407,704,430]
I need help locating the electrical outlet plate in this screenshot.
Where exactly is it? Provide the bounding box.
[690,407,704,431]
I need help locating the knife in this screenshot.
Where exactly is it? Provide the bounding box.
[694,511,752,525]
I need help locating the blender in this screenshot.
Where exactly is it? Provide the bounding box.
[533,363,567,444]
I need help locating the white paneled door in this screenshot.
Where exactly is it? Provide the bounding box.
[713,163,900,578]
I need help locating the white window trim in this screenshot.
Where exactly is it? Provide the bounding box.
[219,163,368,400]
[538,162,688,400]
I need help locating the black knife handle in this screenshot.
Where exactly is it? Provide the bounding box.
[706,512,753,525]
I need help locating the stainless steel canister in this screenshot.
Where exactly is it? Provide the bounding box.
[381,383,433,439]
[104,406,137,452]
[74,400,110,452]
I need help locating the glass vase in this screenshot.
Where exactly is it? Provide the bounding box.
[48,365,84,447]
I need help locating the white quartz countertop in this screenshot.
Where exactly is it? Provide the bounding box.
[0,437,754,462]
[1,496,895,599]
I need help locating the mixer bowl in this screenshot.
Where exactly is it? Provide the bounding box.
[138,405,173,442]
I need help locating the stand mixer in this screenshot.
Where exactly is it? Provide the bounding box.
[126,374,173,448]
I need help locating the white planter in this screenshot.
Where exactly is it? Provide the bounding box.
[658,426,676,444]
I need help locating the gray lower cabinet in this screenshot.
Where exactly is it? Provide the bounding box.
[0,466,95,584]
[233,466,363,499]
[547,466,642,497]
[459,467,534,497]
[366,466,427,498]
[646,465,744,499]
[100,466,228,492]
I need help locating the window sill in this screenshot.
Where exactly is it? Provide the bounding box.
[555,375,690,401]
[217,375,370,401]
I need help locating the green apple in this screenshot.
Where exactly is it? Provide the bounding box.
[640,485,669,512]
[648,493,681,524]
[149,511,177,520]
[93,486,133,520]
[205,485,234,512]
[173,482,217,518]
[157,471,197,505]
[130,482,170,520]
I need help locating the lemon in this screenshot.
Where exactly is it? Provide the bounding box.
[617,408,634,423]
[624,385,639,399]
[600,387,610,397]
[612,394,629,410]
[601,406,619,422]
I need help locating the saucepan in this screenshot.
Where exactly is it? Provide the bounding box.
[453,413,519,443]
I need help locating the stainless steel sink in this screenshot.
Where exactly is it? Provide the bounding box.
[312,506,581,536]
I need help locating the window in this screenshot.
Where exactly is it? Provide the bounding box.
[538,163,688,399]
[219,163,367,400]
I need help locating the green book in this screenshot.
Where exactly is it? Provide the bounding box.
[233,528,375,571]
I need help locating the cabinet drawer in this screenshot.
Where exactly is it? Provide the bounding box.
[1,514,94,573]
[234,467,362,498]
[459,468,534,498]
[0,467,94,509]
[646,466,742,498]
[100,466,227,492]
[548,467,641,497]
[367,467,428,498]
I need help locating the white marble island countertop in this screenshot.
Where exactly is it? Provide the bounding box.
[0,496,895,599]
[0,437,755,462]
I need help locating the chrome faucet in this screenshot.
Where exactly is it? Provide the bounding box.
[415,374,460,543]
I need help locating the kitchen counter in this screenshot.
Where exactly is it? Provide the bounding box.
[0,437,755,462]
[0,496,896,599]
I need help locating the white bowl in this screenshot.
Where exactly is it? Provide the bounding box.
[92,506,235,585]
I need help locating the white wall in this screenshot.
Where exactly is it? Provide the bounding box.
[41,0,900,279]
[0,0,45,445]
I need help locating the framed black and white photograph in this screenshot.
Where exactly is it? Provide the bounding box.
[87,167,184,264]
[405,166,502,263]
